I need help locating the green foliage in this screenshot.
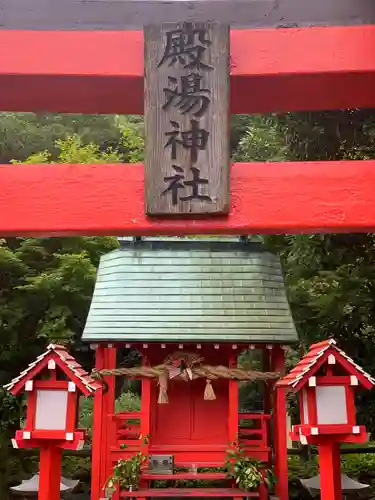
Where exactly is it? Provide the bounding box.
[263,233,375,431]
[13,135,121,164]
[79,391,141,441]
[105,436,149,492]
[115,392,141,413]
[117,119,145,163]
[225,443,274,491]
[232,114,289,162]
[0,113,127,163]
[106,452,146,492]
[341,452,375,483]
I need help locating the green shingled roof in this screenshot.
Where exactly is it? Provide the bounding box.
[82,238,298,344]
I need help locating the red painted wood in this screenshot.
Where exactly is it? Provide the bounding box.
[91,347,105,500]
[120,488,254,497]
[8,353,61,395]
[4,161,375,236]
[273,348,288,500]
[141,472,227,480]
[345,386,356,425]
[318,441,342,500]
[228,355,238,445]
[315,376,352,385]
[289,350,374,393]
[140,354,151,488]
[295,423,366,435]
[33,380,69,389]
[38,445,62,500]
[262,351,272,450]
[307,388,318,426]
[151,378,229,449]
[329,355,374,390]
[66,391,77,434]
[29,430,69,440]
[299,393,306,425]
[9,350,96,397]
[239,414,270,451]
[103,347,117,499]
[1,27,375,114]
[258,473,268,500]
[291,429,369,445]
[141,356,151,443]
[25,390,36,432]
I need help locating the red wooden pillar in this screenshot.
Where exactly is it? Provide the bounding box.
[259,347,273,500]
[91,345,117,499]
[141,353,151,448]
[103,346,117,495]
[91,345,105,500]
[273,346,288,500]
[262,348,272,448]
[39,445,62,500]
[140,353,151,490]
[319,441,342,500]
[228,354,238,444]
[258,472,269,500]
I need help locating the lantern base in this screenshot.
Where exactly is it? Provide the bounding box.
[12,429,86,450]
[290,424,368,445]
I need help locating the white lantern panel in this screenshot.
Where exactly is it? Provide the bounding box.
[316,385,347,425]
[302,389,309,424]
[35,390,68,430]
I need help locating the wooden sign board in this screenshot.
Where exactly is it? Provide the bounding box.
[144,22,230,216]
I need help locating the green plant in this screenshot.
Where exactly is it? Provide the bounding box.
[225,443,275,491]
[105,436,148,493]
[106,451,146,492]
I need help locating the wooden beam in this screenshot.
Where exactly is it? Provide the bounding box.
[0,26,375,114]
[1,0,374,30]
[2,161,375,236]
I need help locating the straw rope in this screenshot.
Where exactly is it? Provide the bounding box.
[92,364,279,381]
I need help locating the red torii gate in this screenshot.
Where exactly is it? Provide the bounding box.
[1,24,375,235]
[1,4,375,499]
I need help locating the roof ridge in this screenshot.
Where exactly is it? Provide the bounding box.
[277,338,375,389]
[4,344,101,395]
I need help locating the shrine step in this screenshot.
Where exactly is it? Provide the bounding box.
[142,472,227,480]
[120,488,257,497]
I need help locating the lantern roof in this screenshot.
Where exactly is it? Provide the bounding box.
[82,237,298,344]
[277,339,375,391]
[4,344,101,396]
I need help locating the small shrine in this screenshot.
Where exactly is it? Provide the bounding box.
[83,237,298,500]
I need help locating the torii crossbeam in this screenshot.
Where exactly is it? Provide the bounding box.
[1,21,375,234]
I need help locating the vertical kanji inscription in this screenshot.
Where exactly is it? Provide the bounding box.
[144,22,230,215]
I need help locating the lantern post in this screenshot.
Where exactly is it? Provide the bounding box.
[4,344,101,500]
[277,339,375,500]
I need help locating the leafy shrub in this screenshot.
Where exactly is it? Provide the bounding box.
[342,452,375,489]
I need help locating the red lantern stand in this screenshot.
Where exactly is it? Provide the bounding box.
[277,339,375,500]
[4,344,101,500]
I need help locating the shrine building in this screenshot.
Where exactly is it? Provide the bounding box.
[84,236,297,500]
